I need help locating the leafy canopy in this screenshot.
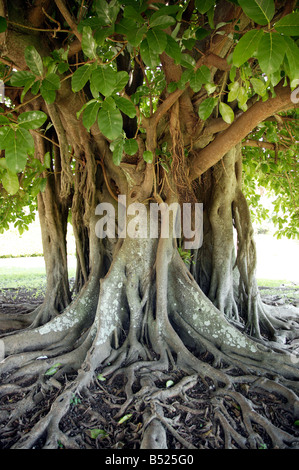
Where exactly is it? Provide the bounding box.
[0,0,298,236]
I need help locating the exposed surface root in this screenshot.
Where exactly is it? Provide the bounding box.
[0,290,299,448]
[1,238,299,450]
[2,356,299,450]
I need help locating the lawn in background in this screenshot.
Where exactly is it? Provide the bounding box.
[0,219,298,291]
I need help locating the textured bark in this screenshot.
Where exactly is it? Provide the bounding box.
[1,190,299,449]
[0,0,299,448]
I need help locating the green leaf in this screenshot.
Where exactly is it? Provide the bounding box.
[94,25,113,45]
[123,5,144,23]
[250,77,267,96]
[282,36,299,82]
[150,5,180,19]
[42,73,60,91]
[0,158,7,169]
[45,363,62,376]
[124,139,138,156]
[198,97,217,120]
[71,64,92,92]
[140,39,160,68]
[256,33,285,75]
[114,96,136,118]
[294,420,299,427]
[25,46,44,76]
[201,68,213,84]
[166,380,174,388]
[167,82,178,93]
[274,13,299,36]
[177,69,193,89]
[236,87,248,110]
[82,26,98,59]
[238,0,275,25]
[219,102,234,124]
[150,15,176,29]
[228,81,240,101]
[0,127,14,150]
[189,72,202,93]
[98,103,123,141]
[195,0,215,14]
[31,80,41,95]
[20,76,36,103]
[206,7,215,29]
[165,34,181,64]
[232,29,263,67]
[0,16,7,33]
[180,54,196,69]
[16,128,34,151]
[143,150,153,163]
[195,27,210,41]
[115,17,136,37]
[30,178,47,197]
[2,170,19,195]
[118,414,132,424]
[82,100,101,131]
[91,66,117,97]
[97,373,106,381]
[147,28,167,54]
[189,65,211,92]
[127,24,147,47]
[114,71,129,93]
[44,152,51,168]
[40,86,56,104]
[94,0,120,25]
[5,137,28,173]
[112,139,124,166]
[18,111,47,130]
[88,429,108,439]
[9,71,36,87]
[0,115,9,124]
[40,73,60,103]
[58,62,69,74]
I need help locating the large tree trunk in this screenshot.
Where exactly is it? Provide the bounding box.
[197,145,296,342]
[1,0,299,451]
[1,163,299,449]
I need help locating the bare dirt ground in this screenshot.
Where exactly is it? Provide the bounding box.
[0,283,299,450]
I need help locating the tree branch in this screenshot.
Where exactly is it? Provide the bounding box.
[189,83,296,180]
[202,53,231,71]
[242,140,287,152]
[54,0,82,41]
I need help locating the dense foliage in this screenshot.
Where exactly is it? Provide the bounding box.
[0,0,298,238]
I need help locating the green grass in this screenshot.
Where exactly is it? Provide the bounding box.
[257,279,298,287]
[0,267,46,290]
[0,266,76,290]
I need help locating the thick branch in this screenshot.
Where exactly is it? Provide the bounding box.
[202,53,231,71]
[189,83,296,179]
[54,0,82,41]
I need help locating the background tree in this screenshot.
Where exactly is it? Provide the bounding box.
[0,0,299,449]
